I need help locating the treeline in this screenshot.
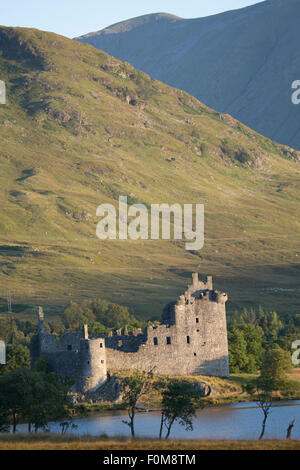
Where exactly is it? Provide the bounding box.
[228,307,300,373]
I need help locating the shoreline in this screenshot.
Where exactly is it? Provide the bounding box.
[76,394,300,417]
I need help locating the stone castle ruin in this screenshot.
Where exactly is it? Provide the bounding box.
[30,274,230,393]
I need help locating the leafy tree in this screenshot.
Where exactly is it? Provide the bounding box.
[0,367,73,433]
[228,328,249,372]
[246,346,292,440]
[0,317,19,344]
[120,370,154,438]
[62,298,145,332]
[90,299,134,329]
[242,324,264,372]
[257,309,283,342]
[260,346,292,385]
[87,321,109,336]
[0,370,27,432]
[159,380,202,440]
[62,302,95,330]
[0,344,30,376]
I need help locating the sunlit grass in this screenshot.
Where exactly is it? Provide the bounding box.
[0,434,299,450]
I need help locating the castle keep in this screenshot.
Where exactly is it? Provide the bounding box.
[31,274,230,393]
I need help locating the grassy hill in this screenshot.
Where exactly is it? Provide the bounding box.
[0,26,299,320]
[76,0,300,150]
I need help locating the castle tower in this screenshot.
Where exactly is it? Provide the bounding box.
[173,274,229,377]
[78,325,107,393]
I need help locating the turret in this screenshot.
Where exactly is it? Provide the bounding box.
[79,334,107,393]
[213,291,228,304]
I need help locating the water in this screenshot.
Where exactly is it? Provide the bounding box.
[15,401,300,440]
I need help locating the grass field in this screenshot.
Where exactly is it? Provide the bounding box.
[0,433,299,450]
[0,27,299,321]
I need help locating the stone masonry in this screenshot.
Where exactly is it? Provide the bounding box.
[30,274,230,393]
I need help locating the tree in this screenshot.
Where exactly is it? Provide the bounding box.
[246,346,292,440]
[260,346,292,386]
[240,308,257,326]
[62,302,95,330]
[86,321,109,336]
[0,366,73,433]
[242,324,264,372]
[228,323,264,373]
[62,298,145,332]
[258,310,283,342]
[0,370,27,433]
[228,328,249,372]
[0,344,30,376]
[246,375,276,440]
[120,370,154,438]
[159,380,202,440]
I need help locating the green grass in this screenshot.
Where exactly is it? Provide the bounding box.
[0,26,299,320]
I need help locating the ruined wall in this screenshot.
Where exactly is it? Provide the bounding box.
[106,288,229,377]
[31,317,107,392]
[30,274,230,393]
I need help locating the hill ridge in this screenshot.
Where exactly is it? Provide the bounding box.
[75,0,300,150]
[0,26,299,319]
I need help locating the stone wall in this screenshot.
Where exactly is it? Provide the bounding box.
[30,273,230,393]
[106,282,229,377]
[31,320,107,393]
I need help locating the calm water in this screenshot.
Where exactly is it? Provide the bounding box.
[16,401,300,440]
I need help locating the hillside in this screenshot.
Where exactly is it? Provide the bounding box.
[0,26,300,320]
[76,0,300,150]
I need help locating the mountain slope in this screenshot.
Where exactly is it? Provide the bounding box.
[0,26,300,319]
[76,0,300,150]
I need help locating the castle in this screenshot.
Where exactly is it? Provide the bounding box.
[30,274,230,393]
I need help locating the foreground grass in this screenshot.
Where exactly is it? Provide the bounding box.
[0,434,299,450]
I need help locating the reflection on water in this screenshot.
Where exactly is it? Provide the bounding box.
[16,401,300,440]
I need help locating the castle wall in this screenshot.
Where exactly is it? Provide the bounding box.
[106,291,229,377]
[30,274,230,393]
[33,322,107,393]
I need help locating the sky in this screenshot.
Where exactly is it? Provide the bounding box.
[0,0,266,38]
